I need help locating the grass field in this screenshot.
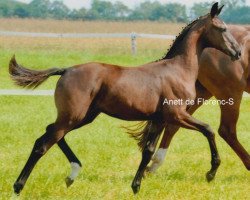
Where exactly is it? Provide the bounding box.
[0,19,249,200]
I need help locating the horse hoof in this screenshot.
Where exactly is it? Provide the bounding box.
[206,172,215,182]
[13,182,23,195]
[131,184,140,194]
[143,168,148,179]
[143,167,153,178]
[65,177,74,188]
[145,166,151,173]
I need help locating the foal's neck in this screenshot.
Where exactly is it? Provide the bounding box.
[175,28,205,79]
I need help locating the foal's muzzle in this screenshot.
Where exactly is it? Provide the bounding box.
[231,50,241,61]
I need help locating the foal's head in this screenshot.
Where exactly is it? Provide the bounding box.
[200,2,241,60]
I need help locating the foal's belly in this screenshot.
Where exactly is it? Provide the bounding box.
[96,88,162,121]
[102,109,160,121]
[101,103,160,121]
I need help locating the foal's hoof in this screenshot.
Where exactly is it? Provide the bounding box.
[131,184,140,194]
[206,171,215,182]
[65,177,74,188]
[13,182,23,195]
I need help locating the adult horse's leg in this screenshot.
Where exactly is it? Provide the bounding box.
[57,138,82,187]
[147,83,213,173]
[146,125,181,173]
[218,94,250,170]
[13,121,71,195]
[167,110,221,182]
[131,122,164,194]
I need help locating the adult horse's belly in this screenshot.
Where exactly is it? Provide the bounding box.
[246,77,250,93]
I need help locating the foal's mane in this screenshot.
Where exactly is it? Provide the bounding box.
[159,14,207,61]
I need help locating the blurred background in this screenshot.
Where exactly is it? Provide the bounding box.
[1,0,250,23]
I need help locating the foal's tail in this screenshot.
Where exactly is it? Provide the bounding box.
[9,55,66,89]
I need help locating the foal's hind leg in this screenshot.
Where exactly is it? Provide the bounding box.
[169,110,220,182]
[58,138,82,187]
[13,121,72,195]
[58,111,100,187]
[131,122,164,194]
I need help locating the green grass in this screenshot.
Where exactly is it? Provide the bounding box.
[0,96,249,200]
[0,48,250,199]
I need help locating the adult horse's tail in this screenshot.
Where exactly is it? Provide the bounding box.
[123,121,153,152]
[9,55,66,89]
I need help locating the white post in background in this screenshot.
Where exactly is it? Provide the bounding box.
[131,32,137,55]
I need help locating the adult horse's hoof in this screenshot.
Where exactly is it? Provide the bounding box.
[143,167,154,178]
[206,171,215,182]
[143,168,148,178]
[65,177,74,188]
[131,183,140,194]
[145,166,151,174]
[13,182,23,195]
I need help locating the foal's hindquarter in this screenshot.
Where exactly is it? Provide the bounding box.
[11,4,241,195]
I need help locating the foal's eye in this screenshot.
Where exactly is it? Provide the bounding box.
[221,28,226,32]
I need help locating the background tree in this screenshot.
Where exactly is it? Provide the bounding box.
[0,0,249,24]
[68,8,87,20]
[13,3,29,18]
[0,0,27,17]
[220,0,250,24]
[86,0,115,20]
[223,6,250,24]
[191,2,211,18]
[128,1,187,22]
[28,0,51,18]
[129,1,161,20]
[163,3,187,22]
[49,0,69,19]
[113,1,130,20]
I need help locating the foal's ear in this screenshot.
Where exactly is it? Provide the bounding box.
[217,5,224,16]
[210,2,219,18]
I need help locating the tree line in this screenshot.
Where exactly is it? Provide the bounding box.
[0,0,249,24]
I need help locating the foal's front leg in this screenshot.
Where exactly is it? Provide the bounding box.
[171,110,221,182]
[148,84,213,174]
[131,122,164,194]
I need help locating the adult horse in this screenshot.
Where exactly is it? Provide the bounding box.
[147,25,250,176]
[9,3,240,195]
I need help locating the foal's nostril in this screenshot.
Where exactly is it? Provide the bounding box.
[238,51,241,57]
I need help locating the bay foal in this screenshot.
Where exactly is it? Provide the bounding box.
[148,25,250,176]
[10,3,240,195]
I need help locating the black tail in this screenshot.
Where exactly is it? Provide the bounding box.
[9,55,66,89]
[123,121,153,152]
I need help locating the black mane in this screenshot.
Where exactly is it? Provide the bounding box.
[159,15,208,61]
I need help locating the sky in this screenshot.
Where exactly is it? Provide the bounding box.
[16,0,250,9]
